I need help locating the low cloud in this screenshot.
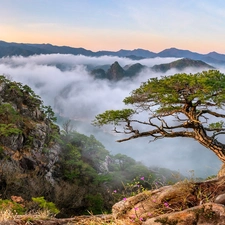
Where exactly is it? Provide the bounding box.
[0,54,222,177]
[0,54,178,68]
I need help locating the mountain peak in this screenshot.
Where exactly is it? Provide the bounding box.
[152,58,214,72]
[107,61,125,80]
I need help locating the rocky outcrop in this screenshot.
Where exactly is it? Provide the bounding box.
[106,61,125,80]
[143,203,225,225]
[91,61,145,81]
[0,76,59,184]
[0,76,63,209]
[91,58,214,81]
[112,176,225,224]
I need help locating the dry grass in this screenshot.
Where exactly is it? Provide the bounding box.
[0,209,134,225]
[22,209,54,220]
[0,209,16,222]
[71,216,134,225]
[0,208,56,224]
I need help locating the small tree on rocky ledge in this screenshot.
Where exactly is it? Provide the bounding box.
[93,70,225,163]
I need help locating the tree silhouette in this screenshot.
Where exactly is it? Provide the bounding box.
[94,70,225,162]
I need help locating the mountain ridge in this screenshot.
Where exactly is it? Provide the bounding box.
[151,58,214,73]
[1,40,225,65]
[90,58,214,81]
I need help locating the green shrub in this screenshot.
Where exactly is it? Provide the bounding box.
[0,199,26,215]
[31,197,59,215]
[85,193,104,214]
[0,124,22,137]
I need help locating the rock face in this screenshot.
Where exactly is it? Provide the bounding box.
[112,176,225,224]
[91,61,145,81]
[106,61,125,80]
[0,76,61,201]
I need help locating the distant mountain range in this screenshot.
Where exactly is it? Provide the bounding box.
[1,40,225,65]
[90,58,214,81]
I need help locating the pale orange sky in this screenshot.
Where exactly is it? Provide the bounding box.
[1,0,225,53]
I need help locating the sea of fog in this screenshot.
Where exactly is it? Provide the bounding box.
[0,54,223,178]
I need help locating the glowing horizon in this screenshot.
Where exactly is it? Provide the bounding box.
[1,0,225,54]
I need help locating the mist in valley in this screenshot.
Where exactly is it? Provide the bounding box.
[0,54,222,178]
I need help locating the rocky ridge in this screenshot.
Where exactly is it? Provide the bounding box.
[91,58,214,81]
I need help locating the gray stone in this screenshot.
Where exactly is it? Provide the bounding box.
[215,194,225,205]
[143,203,225,225]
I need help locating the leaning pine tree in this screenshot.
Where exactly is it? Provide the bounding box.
[93,70,225,169]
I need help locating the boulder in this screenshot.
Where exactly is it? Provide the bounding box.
[215,194,225,205]
[112,177,225,224]
[143,203,225,225]
[112,181,197,220]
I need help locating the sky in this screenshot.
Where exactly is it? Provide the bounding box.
[1,0,225,53]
